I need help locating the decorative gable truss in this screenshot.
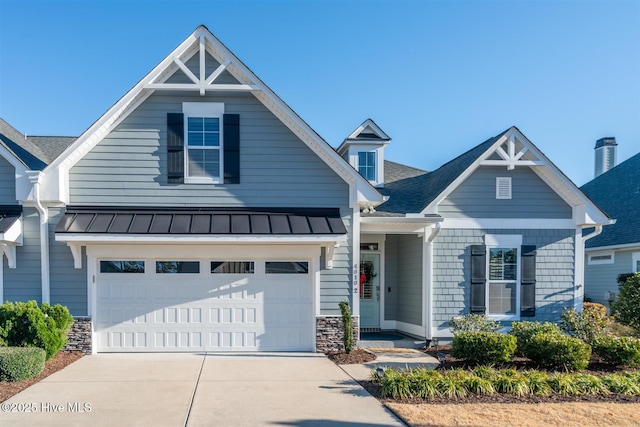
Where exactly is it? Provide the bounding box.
[423,127,610,227]
[143,34,259,95]
[480,131,544,170]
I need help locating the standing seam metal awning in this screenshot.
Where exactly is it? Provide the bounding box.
[55,206,348,235]
[55,207,348,270]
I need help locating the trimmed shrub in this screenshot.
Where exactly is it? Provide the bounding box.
[592,334,640,367]
[561,304,608,345]
[449,314,501,335]
[0,347,46,382]
[451,331,516,364]
[0,301,74,360]
[338,301,354,354]
[612,273,640,331]
[509,321,562,355]
[525,333,591,371]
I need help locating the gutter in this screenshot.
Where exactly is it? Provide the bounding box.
[26,171,50,304]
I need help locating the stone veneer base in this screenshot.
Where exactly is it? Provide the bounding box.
[316,316,359,353]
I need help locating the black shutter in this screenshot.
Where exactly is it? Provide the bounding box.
[167,113,184,184]
[223,113,240,184]
[470,245,487,314]
[521,245,537,317]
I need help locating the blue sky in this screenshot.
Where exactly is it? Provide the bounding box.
[0,0,638,186]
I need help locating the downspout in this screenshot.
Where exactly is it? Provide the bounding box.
[425,222,441,341]
[27,171,50,304]
[576,225,603,311]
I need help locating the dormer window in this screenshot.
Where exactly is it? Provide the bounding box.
[337,119,391,188]
[358,152,376,181]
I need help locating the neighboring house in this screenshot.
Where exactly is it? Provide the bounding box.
[0,26,610,353]
[581,149,640,309]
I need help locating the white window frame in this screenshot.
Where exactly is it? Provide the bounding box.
[358,151,376,181]
[632,252,640,273]
[588,251,615,265]
[485,234,522,320]
[496,177,512,199]
[183,102,225,184]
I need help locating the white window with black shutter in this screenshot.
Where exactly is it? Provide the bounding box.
[470,235,536,320]
[166,102,240,184]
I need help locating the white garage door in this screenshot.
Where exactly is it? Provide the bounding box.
[95,258,314,352]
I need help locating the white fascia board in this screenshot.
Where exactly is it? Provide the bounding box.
[441,218,577,229]
[55,234,348,245]
[0,217,23,245]
[0,144,33,202]
[421,132,510,215]
[585,242,640,253]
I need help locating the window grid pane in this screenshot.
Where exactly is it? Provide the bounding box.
[155,261,200,274]
[489,248,518,280]
[358,152,376,180]
[211,261,255,274]
[489,282,516,315]
[265,262,309,274]
[100,261,145,273]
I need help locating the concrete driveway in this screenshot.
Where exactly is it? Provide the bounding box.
[0,353,404,427]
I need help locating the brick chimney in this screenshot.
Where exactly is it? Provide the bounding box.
[594,137,617,178]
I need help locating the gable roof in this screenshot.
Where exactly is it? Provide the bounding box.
[0,118,47,169]
[581,152,640,249]
[371,130,506,216]
[370,126,610,228]
[43,25,383,206]
[0,118,77,170]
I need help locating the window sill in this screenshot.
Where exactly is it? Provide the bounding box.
[184,178,222,185]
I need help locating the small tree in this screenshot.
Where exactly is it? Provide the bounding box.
[612,273,640,331]
[338,301,354,354]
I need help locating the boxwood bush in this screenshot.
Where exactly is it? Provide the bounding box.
[509,321,562,355]
[0,301,74,360]
[593,334,640,368]
[525,333,591,371]
[451,331,516,364]
[0,347,46,382]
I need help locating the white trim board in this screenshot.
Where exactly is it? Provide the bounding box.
[441,218,575,229]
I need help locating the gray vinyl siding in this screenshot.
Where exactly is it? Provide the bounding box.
[388,234,423,326]
[319,210,353,315]
[69,92,348,207]
[384,237,398,320]
[584,248,640,310]
[0,155,16,203]
[49,208,88,316]
[3,208,40,302]
[439,166,572,219]
[433,228,575,335]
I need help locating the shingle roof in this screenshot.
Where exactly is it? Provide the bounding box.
[0,118,76,169]
[580,152,640,249]
[56,206,348,235]
[370,129,508,216]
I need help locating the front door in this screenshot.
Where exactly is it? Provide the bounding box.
[360,252,380,328]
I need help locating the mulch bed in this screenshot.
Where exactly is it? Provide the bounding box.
[327,348,377,364]
[330,345,640,404]
[0,351,83,403]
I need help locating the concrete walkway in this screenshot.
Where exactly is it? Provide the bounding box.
[340,349,440,383]
[0,353,405,427]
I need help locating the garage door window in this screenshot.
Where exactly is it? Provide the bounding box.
[155,261,200,274]
[100,261,145,273]
[211,261,254,274]
[265,261,309,274]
